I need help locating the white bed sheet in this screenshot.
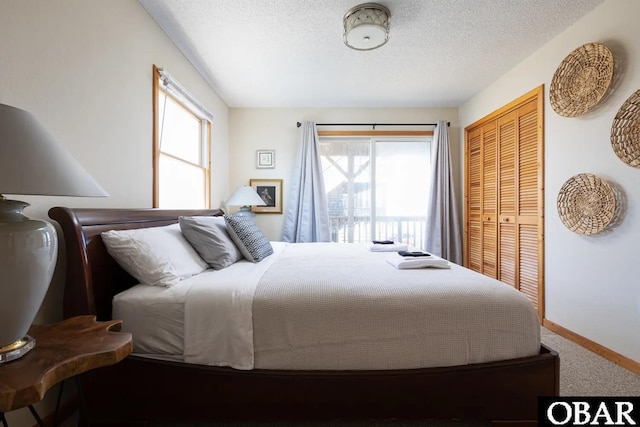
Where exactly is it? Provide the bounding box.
[112,279,188,357]
[112,242,287,361]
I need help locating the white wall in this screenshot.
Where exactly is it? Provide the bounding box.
[0,1,229,425]
[3,2,635,424]
[459,0,640,363]
[229,108,459,241]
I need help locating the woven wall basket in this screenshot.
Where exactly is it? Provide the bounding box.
[557,173,616,235]
[611,89,640,168]
[550,43,614,117]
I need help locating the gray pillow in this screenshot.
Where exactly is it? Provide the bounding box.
[179,216,243,270]
[223,214,273,263]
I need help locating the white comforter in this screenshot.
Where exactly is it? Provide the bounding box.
[182,242,540,370]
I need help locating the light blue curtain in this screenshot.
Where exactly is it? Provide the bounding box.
[282,121,330,242]
[424,120,462,263]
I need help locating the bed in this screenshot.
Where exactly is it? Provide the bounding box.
[48,206,559,426]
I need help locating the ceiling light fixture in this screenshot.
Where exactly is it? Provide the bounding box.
[343,3,391,51]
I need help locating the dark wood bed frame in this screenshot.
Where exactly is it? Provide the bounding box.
[48,206,559,426]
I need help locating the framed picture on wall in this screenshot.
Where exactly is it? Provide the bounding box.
[256,150,275,169]
[250,179,282,213]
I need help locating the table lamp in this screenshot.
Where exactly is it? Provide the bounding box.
[226,185,266,217]
[0,103,108,364]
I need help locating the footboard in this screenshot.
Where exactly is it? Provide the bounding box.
[79,345,558,426]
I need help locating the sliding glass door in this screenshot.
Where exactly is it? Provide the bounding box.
[319,137,430,249]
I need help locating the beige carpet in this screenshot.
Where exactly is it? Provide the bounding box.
[541,327,640,396]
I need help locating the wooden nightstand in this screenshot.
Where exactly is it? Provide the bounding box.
[0,316,132,426]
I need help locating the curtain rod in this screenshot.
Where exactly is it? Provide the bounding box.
[296,122,449,129]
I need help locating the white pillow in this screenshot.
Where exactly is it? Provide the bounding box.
[101,223,208,287]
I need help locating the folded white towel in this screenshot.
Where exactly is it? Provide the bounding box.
[385,252,450,269]
[368,243,408,252]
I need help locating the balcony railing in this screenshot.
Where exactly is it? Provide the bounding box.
[329,215,427,250]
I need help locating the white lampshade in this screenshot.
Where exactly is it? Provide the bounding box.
[226,185,266,207]
[0,104,108,197]
[0,103,108,363]
[226,185,266,218]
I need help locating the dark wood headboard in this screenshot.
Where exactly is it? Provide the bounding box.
[48,207,224,320]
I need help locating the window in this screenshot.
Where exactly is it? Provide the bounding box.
[319,137,431,249]
[153,65,212,208]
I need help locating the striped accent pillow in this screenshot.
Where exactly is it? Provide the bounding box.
[224,214,274,262]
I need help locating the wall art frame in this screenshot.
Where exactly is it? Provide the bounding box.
[250,178,282,213]
[256,150,276,169]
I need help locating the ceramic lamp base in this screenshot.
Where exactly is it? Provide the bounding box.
[0,335,35,364]
[0,196,57,357]
[235,206,255,218]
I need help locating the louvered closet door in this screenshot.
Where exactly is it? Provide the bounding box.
[465,86,544,321]
[466,122,497,277]
[497,101,541,310]
[481,122,497,278]
[497,111,517,287]
[516,100,541,311]
[467,127,482,273]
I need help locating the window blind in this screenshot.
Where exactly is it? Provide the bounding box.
[157,67,213,122]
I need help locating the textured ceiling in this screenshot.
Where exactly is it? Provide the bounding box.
[138,0,605,108]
